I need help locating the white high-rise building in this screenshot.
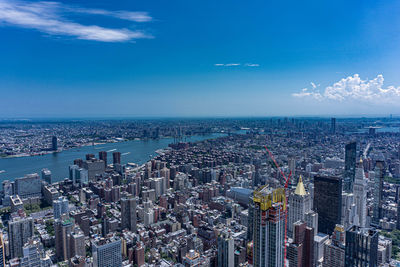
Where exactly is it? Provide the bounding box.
[353,159,368,228]
[341,192,358,228]
[53,196,69,220]
[288,176,312,237]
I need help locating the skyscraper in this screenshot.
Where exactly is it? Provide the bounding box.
[345,226,378,267]
[113,152,121,165]
[52,136,58,151]
[92,236,122,267]
[41,168,52,184]
[8,215,34,258]
[251,186,286,267]
[313,176,342,235]
[69,229,86,259]
[120,196,137,232]
[55,216,75,261]
[353,159,367,227]
[14,173,42,199]
[288,157,296,179]
[344,142,357,192]
[331,118,336,133]
[53,196,69,220]
[287,221,314,267]
[372,161,384,225]
[288,175,312,237]
[217,229,235,267]
[99,151,107,168]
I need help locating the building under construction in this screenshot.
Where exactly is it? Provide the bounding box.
[251,185,286,267]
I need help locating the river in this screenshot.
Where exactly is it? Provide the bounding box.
[0,133,226,184]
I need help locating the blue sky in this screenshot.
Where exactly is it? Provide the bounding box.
[1,0,400,117]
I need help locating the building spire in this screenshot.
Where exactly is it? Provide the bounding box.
[294,175,307,196]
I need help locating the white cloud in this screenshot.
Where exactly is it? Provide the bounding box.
[215,63,260,67]
[67,7,152,22]
[245,63,260,67]
[0,0,153,42]
[292,74,400,104]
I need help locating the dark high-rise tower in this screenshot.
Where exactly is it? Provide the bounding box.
[121,196,137,232]
[98,151,107,168]
[344,142,357,192]
[331,118,336,133]
[313,176,342,235]
[372,161,384,225]
[52,136,58,151]
[345,226,378,267]
[113,152,121,165]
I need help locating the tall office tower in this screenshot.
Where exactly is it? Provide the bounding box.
[15,173,42,199]
[8,216,34,258]
[288,176,312,237]
[120,196,137,232]
[331,118,336,133]
[55,216,75,261]
[68,165,80,184]
[287,221,314,267]
[353,159,367,228]
[98,151,107,168]
[251,186,286,267]
[53,196,69,220]
[313,176,342,235]
[83,159,105,181]
[92,236,122,267]
[0,234,5,267]
[69,229,85,258]
[160,167,170,189]
[70,165,88,186]
[341,192,357,229]
[372,161,384,225]
[217,230,234,267]
[345,226,378,267]
[304,210,318,236]
[322,225,345,267]
[344,142,357,192]
[41,168,52,184]
[288,157,296,179]
[113,152,121,165]
[52,136,58,151]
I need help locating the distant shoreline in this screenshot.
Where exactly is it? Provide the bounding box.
[0,133,222,159]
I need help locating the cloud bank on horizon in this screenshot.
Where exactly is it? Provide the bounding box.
[293,74,400,105]
[0,0,153,42]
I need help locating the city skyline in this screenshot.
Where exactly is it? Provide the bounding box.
[2,0,400,117]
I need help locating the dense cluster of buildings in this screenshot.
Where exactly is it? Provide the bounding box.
[0,117,399,266]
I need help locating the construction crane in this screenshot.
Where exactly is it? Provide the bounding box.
[264,145,292,265]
